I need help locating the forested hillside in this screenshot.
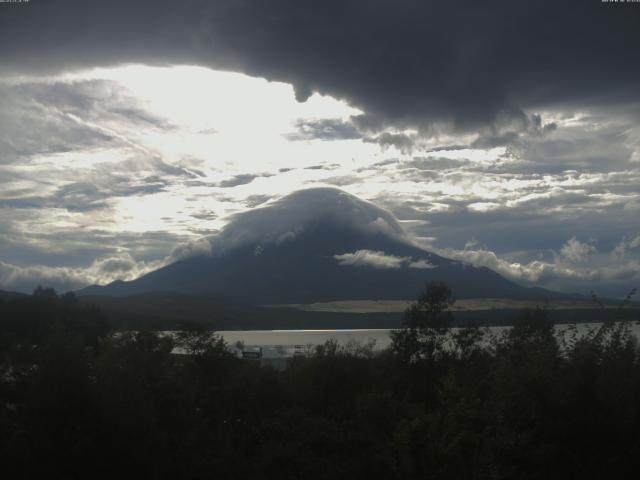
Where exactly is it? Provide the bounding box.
[1,285,639,478]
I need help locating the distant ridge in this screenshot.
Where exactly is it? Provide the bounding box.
[0,289,28,301]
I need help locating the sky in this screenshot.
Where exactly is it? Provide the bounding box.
[0,0,639,297]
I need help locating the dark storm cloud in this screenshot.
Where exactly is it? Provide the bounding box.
[472,112,558,147]
[364,132,415,153]
[2,1,639,133]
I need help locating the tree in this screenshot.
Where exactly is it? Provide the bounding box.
[390,282,454,364]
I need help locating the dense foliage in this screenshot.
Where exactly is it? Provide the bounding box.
[1,284,640,479]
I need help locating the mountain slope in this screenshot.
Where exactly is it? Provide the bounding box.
[79,188,569,303]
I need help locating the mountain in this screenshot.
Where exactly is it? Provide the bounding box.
[79,188,570,304]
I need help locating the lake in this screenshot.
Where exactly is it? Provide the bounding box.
[217,322,640,361]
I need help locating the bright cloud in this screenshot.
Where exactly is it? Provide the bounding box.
[433,237,640,297]
[333,249,436,271]
[560,237,596,263]
[0,253,165,293]
[334,250,410,269]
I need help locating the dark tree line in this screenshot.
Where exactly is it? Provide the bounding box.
[1,283,640,479]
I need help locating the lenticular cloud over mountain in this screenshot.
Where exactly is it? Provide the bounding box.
[195,187,410,258]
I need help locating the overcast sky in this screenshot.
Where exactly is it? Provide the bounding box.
[1,0,639,297]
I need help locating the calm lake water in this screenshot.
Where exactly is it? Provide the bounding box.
[217,322,640,359]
